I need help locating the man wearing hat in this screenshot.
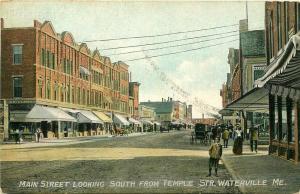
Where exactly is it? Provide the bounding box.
[207,137,223,177]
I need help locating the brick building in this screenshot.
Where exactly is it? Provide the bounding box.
[256,2,300,163]
[0,19,139,139]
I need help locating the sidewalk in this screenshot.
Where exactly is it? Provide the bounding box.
[222,140,300,194]
[0,132,149,149]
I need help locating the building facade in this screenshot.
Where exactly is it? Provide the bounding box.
[0,19,139,140]
[257,2,300,163]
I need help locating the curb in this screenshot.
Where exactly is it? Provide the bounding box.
[221,154,246,194]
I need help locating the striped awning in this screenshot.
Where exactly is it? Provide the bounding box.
[256,33,300,97]
[93,111,113,123]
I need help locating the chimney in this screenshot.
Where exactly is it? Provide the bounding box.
[202,113,204,119]
[34,20,42,28]
[170,98,172,102]
[167,97,170,102]
[162,98,164,102]
[129,72,132,82]
[1,18,4,29]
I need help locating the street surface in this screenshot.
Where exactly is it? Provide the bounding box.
[1,131,240,194]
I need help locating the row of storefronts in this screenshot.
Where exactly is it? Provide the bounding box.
[6,102,163,140]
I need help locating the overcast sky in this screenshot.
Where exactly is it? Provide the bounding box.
[0,1,265,118]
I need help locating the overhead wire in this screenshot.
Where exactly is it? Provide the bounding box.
[82,23,239,42]
[124,38,239,62]
[108,33,239,56]
[100,30,238,51]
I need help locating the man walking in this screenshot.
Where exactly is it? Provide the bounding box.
[207,137,223,177]
[222,128,229,148]
[250,127,258,153]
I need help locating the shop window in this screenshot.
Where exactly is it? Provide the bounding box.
[281,97,287,142]
[12,45,23,65]
[13,77,22,98]
[54,83,58,101]
[274,96,279,140]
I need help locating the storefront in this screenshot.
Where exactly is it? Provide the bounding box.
[93,111,113,135]
[113,114,130,130]
[76,110,103,136]
[257,34,300,163]
[128,117,141,133]
[25,105,77,139]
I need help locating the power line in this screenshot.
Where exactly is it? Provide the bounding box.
[124,39,238,62]
[101,30,238,51]
[82,24,238,42]
[108,33,239,56]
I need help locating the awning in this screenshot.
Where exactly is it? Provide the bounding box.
[113,114,130,126]
[224,87,269,113]
[93,111,113,123]
[222,115,240,120]
[153,121,161,126]
[80,66,90,75]
[171,120,181,125]
[77,110,103,124]
[141,120,153,125]
[256,33,300,100]
[26,105,77,122]
[60,107,81,114]
[128,118,141,125]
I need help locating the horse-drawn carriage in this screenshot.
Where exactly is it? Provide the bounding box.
[190,123,211,145]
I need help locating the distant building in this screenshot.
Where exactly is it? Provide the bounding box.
[192,118,217,126]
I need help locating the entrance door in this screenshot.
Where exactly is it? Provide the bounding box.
[41,121,48,138]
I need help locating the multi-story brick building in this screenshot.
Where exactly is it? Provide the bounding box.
[0,19,139,139]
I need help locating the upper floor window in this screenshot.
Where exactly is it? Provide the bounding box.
[13,77,22,98]
[12,45,23,65]
[277,3,282,50]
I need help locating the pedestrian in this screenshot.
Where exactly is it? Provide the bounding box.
[19,128,23,143]
[14,129,20,144]
[222,128,229,148]
[250,127,258,153]
[36,127,41,143]
[207,137,223,177]
[233,126,243,155]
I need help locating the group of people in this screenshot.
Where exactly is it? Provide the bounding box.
[206,124,259,176]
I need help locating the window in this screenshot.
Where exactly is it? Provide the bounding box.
[47,51,51,68]
[41,49,46,66]
[46,80,51,99]
[12,45,22,65]
[277,3,282,50]
[284,2,289,43]
[268,12,274,60]
[54,82,58,101]
[38,79,43,98]
[13,77,22,97]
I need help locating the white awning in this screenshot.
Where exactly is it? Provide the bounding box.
[59,107,81,114]
[128,118,141,125]
[153,121,161,126]
[80,66,90,75]
[113,114,130,126]
[26,105,77,122]
[77,110,103,124]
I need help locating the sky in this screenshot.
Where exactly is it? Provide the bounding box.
[0,1,265,118]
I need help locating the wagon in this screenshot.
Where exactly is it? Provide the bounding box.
[190,123,211,145]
